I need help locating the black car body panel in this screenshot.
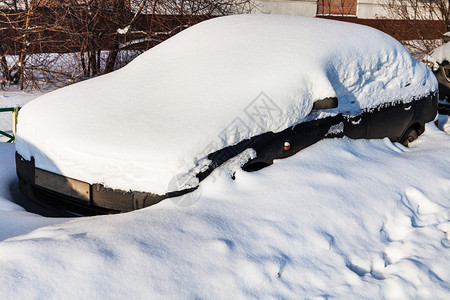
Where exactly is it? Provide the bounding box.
[434,64,450,114]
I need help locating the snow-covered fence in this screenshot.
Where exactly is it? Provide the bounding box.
[0,107,20,143]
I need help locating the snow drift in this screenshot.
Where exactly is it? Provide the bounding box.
[1,117,449,299]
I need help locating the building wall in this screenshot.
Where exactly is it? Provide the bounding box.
[357,0,389,18]
[254,0,390,19]
[317,0,358,16]
[253,0,317,17]
[252,0,444,41]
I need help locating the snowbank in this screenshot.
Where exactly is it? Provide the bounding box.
[15,14,437,195]
[1,118,449,298]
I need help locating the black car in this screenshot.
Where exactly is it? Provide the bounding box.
[426,35,450,114]
[434,64,450,114]
[15,15,438,215]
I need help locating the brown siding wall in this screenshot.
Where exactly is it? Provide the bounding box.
[0,9,209,55]
[318,16,447,41]
[37,0,131,9]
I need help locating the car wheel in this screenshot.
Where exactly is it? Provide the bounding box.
[401,127,419,147]
[437,65,450,115]
[435,65,450,99]
[442,65,450,84]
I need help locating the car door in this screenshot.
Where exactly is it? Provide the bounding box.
[365,102,414,141]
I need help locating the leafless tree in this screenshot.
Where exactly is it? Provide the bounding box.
[0,0,256,90]
[380,0,449,57]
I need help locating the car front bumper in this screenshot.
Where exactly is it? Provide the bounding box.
[15,152,194,215]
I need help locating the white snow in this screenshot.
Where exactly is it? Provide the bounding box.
[0,89,43,142]
[117,25,130,35]
[427,41,450,66]
[1,111,449,298]
[15,14,437,195]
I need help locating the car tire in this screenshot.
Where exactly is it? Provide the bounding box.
[435,65,450,115]
[401,127,419,147]
[440,64,450,84]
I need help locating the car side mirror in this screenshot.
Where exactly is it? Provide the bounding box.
[312,97,338,110]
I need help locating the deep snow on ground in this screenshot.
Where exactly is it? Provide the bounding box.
[15,15,437,195]
[1,100,449,298]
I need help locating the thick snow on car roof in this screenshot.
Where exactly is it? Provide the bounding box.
[428,40,450,64]
[16,14,437,194]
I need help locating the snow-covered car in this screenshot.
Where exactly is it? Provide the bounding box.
[425,33,450,114]
[15,15,438,215]
[435,64,450,114]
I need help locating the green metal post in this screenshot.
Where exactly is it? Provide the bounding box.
[12,107,19,142]
[0,106,21,143]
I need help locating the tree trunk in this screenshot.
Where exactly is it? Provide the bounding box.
[104,43,119,74]
[19,2,34,90]
[0,45,11,83]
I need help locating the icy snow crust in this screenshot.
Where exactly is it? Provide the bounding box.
[15,15,437,194]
